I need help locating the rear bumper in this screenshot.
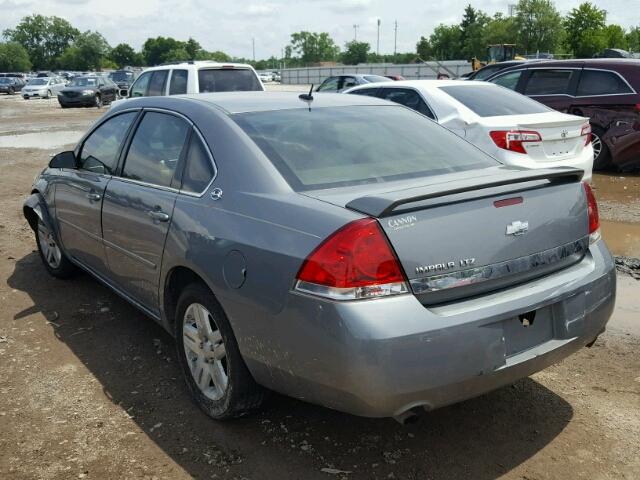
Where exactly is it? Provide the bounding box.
[234,239,615,417]
[497,145,594,183]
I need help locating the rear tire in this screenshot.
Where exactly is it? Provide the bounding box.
[175,283,265,420]
[94,94,102,108]
[35,219,76,279]
[591,126,612,170]
[46,89,52,99]
[8,87,14,95]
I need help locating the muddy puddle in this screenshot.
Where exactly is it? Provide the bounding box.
[0,130,83,149]
[601,220,640,257]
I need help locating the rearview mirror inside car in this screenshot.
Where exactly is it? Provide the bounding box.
[49,151,77,169]
[119,88,129,97]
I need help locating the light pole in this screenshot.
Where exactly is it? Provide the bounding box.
[393,20,398,61]
[353,24,359,41]
[377,19,381,56]
[252,37,255,62]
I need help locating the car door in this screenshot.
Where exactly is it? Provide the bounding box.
[101,110,190,312]
[520,68,579,112]
[129,71,152,97]
[54,111,139,276]
[316,76,339,92]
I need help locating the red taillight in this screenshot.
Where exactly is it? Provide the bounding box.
[581,123,592,146]
[296,218,407,299]
[489,130,541,154]
[583,182,600,238]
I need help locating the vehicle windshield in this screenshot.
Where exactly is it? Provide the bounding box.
[439,84,551,117]
[110,71,133,82]
[198,69,262,92]
[28,78,48,86]
[69,77,99,87]
[234,105,497,191]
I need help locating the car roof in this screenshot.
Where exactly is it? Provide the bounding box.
[348,79,496,90]
[142,61,254,72]
[492,58,640,70]
[123,91,396,114]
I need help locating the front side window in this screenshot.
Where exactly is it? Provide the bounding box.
[524,69,574,95]
[473,64,501,81]
[341,77,358,89]
[169,69,188,95]
[130,72,151,97]
[181,134,215,194]
[233,106,496,191]
[147,70,168,96]
[378,88,435,119]
[490,70,522,90]
[197,69,262,93]
[577,69,633,96]
[439,85,549,117]
[122,112,189,187]
[79,112,137,174]
[317,77,339,92]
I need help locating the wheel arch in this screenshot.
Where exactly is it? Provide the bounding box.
[23,191,50,232]
[163,265,214,329]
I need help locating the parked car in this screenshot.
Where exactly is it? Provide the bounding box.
[316,74,392,93]
[465,60,529,81]
[25,92,614,421]
[486,59,640,171]
[108,70,137,91]
[21,77,66,99]
[257,71,272,82]
[57,75,119,108]
[118,61,263,101]
[346,80,594,181]
[0,76,26,94]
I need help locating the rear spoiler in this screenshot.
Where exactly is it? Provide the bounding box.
[346,167,584,218]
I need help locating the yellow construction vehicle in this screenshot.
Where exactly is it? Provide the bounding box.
[471,44,527,71]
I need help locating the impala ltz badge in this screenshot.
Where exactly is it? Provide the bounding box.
[506,220,529,236]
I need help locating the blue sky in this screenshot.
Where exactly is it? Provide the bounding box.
[0,0,636,58]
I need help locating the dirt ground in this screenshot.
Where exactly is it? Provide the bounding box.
[0,93,639,480]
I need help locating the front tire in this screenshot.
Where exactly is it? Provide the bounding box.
[8,87,14,95]
[45,89,52,99]
[35,219,76,278]
[175,283,265,420]
[591,126,612,170]
[94,94,102,108]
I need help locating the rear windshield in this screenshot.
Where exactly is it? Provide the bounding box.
[69,77,98,87]
[111,71,134,82]
[198,68,262,92]
[439,84,550,117]
[233,106,496,191]
[364,75,392,83]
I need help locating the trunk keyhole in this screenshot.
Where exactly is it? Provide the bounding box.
[519,311,536,327]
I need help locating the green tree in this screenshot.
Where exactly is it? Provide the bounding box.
[416,36,432,59]
[75,31,110,70]
[185,37,201,59]
[459,5,490,59]
[341,41,370,65]
[627,27,640,52]
[564,2,607,57]
[0,41,31,71]
[289,31,339,65]
[57,46,84,70]
[515,0,563,54]
[430,24,462,60]
[603,24,628,49]
[163,47,190,63]
[3,14,79,70]
[195,50,231,62]
[142,36,184,65]
[110,43,138,68]
[483,13,518,47]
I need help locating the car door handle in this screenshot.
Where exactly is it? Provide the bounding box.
[147,209,170,222]
[87,192,101,201]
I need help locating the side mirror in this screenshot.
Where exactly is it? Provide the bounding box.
[119,88,129,97]
[49,151,77,169]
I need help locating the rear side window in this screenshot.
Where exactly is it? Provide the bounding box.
[341,77,358,89]
[169,69,188,95]
[317,77,339,92]
[349,88,378,96]
[130,72,151,97]
[147,70,168,96]
[79,112,137,174]
[198,69,262,93]
[122,112,189,187]
[524,69,574,95]
[577,69,633,96]
[490,70,522,90]
[378,88,435,119]
[440,85,549,117]
[233,106,496,191]
[181,134,215,194]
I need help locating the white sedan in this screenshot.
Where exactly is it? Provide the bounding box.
[345,80,594,181]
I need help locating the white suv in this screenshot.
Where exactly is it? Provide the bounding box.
[120,61,264,99]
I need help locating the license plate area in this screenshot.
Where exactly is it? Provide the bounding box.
[503,306,554,356]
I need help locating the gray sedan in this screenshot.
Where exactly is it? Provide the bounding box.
[24,92,615,421]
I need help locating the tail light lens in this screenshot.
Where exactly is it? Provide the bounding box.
[489,130,541,154]
[581,123,592,146]
[583,182,601,243]
[295,218,408,300]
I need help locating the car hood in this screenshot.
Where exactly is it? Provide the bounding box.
[61,86,98,92]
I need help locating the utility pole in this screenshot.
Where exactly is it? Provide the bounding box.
[281,47,285,70]
[252,37,255,62]
[353,24,359,41]
[376,19,381,56]
[393,20,398,61]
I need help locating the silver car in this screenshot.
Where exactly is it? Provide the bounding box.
[24,92,615,421]
[22,76,66,99]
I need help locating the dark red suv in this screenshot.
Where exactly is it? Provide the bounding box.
[486,59,640,171]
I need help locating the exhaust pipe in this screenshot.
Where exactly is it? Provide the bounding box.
[392,407,421,425]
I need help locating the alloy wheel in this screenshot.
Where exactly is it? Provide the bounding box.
[591,133,602,161]
[37,221,62,269]
[182,303,228,401]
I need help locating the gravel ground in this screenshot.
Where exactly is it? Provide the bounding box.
[0,93,639,480]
